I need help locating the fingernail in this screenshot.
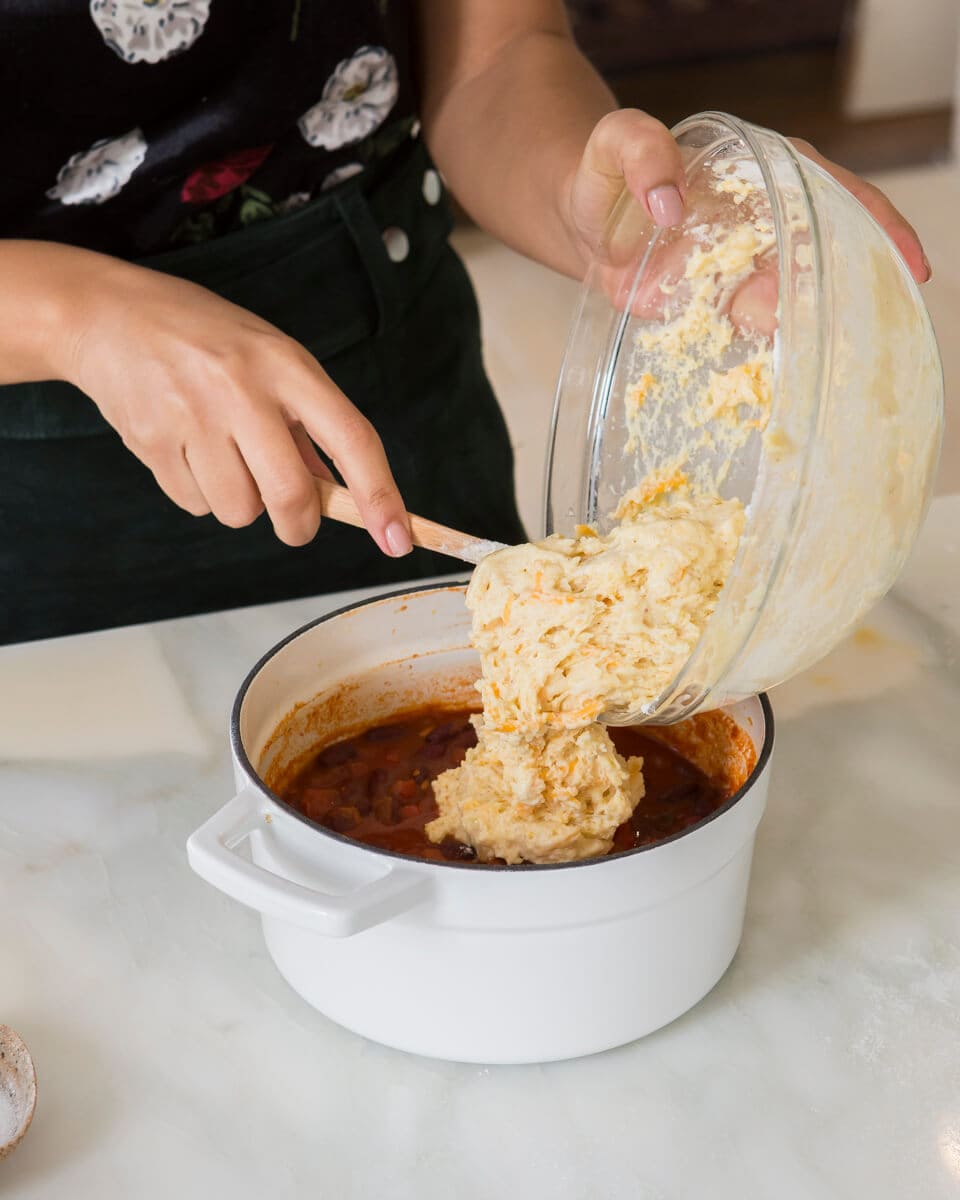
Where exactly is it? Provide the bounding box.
[647,184,684,227]
[922,252,933,280]
[385,520,412,557]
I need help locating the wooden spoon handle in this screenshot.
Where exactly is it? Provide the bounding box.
[315,478,505,566]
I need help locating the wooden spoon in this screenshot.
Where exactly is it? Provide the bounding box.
[315,479,507,566]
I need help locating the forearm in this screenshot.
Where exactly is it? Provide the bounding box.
[0,240,121,385]
[420,21,616,278]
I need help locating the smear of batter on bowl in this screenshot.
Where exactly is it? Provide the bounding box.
[626,215,776,479]
[427,166,773,866]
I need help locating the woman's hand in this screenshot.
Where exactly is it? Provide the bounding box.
[565,109,687,265]
[787,137,930,282]
[564,109,932,284]
[17,242,413,553]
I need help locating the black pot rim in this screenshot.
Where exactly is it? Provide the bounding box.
[230,583,775,873]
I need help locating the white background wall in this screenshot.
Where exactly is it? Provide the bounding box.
[844,0,958,118]
[955,12,960,158]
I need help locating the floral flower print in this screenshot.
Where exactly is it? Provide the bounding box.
[172,183,315,246]
[180,145,273,205]
[320,162,364,191]
[89,0,212,65]
[47,129,148,206]
[275,191,313,214]
[298,46,398,151]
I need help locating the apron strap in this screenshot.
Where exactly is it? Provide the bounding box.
[332,187,403,338]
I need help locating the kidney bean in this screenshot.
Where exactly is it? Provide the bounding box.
[307,765,350,790]
[337,780,372,815]
[373,794,400,825]
[451,727,478,751]
[438,838,477,862]
[366,768,387,799]
[316,741,357,767]
[399,804,420,821]
[424,720,464,745]
[364,724,405,742]
[659,780,698,805]
[324,806,362,833]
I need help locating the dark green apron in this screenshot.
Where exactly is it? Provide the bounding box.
[0,140,526,644]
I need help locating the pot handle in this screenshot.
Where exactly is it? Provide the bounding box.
[186,789,431,937]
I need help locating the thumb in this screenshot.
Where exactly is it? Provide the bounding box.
[570,109,687,261]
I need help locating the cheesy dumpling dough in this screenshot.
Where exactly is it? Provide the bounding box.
[428,493,744,864]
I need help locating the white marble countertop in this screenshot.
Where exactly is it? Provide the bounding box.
[1,494,958,1199]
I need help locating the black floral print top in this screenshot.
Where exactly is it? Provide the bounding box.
[1,1,419,258]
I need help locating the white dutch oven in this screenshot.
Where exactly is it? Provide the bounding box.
[188,584,774,1064]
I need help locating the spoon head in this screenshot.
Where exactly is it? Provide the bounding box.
[457,538,508,566]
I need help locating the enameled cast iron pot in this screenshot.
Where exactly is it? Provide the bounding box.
[187,584,774,1064]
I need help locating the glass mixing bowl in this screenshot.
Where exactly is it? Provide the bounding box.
[545,111,943,724]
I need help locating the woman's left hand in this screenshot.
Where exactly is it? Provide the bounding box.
[565,109,932,285]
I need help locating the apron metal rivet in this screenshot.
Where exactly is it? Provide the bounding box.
[382,226,410,263]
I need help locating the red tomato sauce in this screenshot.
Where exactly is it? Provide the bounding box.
[276,705,732,864]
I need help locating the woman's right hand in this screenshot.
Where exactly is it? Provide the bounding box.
[6,240,413,554]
